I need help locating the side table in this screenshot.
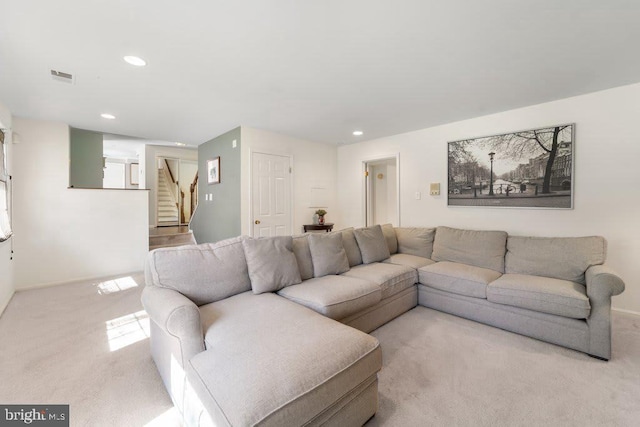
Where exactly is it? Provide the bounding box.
[303,223,334,233]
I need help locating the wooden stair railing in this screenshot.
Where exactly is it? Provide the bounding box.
[180,190,186,224]
[190,172,198,216]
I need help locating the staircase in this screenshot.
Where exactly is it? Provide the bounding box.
[149,226,197,251]
[157,169,179,224]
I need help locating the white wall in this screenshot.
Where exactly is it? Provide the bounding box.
[143,145,197,227]
[241,127,338,235]
[0,101,14,316]
[338,82,640,313]
[11,118,149,289]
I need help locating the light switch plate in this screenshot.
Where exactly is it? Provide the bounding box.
[415,191,421,200]
[430,183,440,196]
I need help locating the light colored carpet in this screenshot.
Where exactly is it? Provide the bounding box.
[1,275,639,426]
[367,307,640,427]
[0,274,180,427]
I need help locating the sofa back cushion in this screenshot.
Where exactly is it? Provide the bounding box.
[340,228,363,267]
[243,236,302,294]
[395,227,435,259]
[381,224,398,254]
[353,225,391,264]
[292,235,314,280]
[308,233,350,277]
[145,236,251,306]
[432,226,507,273]
[505,236,607,284]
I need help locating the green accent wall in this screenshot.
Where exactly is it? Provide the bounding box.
[191,127,241,243]
[69,128,103,188]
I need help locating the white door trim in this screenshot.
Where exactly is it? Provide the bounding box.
[249,149,294,237]
[361,153,400,227]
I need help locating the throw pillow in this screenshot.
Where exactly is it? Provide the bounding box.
[292,234,314,281]
[340,228,363,267]
[381,223,398,254]
[308,233,350,277]
[353,225,391,264]
[242,236,302,294]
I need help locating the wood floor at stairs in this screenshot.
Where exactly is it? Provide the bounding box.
[149,226,196,251]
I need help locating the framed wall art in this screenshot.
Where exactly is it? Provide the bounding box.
[448,124,574,209]
[207,157,220,184]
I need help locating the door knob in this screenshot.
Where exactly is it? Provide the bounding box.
[255,220,261,224]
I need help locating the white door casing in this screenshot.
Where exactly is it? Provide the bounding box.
[251,152,292,237]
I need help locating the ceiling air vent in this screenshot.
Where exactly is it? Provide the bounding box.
[50,69,75,84]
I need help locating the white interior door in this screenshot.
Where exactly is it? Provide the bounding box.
[252,152,292,237]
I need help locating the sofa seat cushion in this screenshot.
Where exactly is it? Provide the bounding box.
[418,261,502,299]
[343,263,418,299]
[277,275,381,320]
[487,274,591,319]
[383,253,435,270]
[195,292,381,426]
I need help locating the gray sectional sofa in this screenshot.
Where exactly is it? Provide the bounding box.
[142,224,625,426]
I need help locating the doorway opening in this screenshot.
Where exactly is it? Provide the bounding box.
[364,156,399,227]
[156,157,199,227]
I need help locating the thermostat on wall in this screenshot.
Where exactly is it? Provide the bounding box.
[430,183,440,196]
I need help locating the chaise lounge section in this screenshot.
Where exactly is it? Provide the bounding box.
[142,224,625,426]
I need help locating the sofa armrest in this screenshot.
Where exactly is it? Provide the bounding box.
[584,265,625,360]
[585,265,625,301]
[141,286,205,359]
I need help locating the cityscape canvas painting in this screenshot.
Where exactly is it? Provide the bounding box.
[448,124,574,209]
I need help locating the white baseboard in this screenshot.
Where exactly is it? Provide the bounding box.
[15,271,145,292]
[612,307,640,317]
[0,289,15,318]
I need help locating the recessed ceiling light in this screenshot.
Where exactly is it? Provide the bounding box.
[101,113,116,120]
[353,130,364,136]
[175,142,186,147]
[123,56,147,67]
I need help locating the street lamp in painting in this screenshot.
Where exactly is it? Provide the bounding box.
[489,152,495,196]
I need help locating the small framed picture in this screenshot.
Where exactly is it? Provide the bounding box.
[207,157,220,184]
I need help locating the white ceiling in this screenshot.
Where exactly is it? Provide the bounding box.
[2,1,640,146]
